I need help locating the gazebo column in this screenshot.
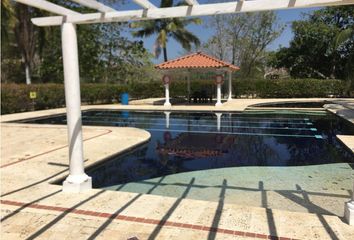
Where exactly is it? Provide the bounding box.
[345,183,354,225]
[215,83,222,107]
[164,83,171,107]
[227,71,232,102]
[61,22,91,193]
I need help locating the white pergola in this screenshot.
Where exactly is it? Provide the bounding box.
[12,0,354,225]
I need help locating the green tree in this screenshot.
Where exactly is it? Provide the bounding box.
[203,11,282,78]
[271,6,354,80]
[1,0,16,42]
[130,0,201,62]
[98,23,155,84]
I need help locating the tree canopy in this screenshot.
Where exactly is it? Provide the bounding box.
[1,1,155,84]
[270,6,354,80]
[203,11,283,78]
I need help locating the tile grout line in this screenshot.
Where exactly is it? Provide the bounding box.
[0,130,112,168]
[1,199,296,240]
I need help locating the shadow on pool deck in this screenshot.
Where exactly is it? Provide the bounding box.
[146,178,195,240]
[1,177,346,240]
[1,190,62,222]
[117,177,351,216]
[25,190,107,240]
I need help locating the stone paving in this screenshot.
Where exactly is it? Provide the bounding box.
[1,98,354,239]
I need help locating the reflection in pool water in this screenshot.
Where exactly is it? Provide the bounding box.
[21,109,354,189]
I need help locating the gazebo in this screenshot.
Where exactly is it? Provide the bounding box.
[11,0,354,226]
[155,52,240,107]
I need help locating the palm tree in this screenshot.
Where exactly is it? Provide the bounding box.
[130,0,201,62]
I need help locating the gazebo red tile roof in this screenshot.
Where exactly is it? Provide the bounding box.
[155,52,240,71]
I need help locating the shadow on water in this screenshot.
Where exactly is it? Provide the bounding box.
[126,179,350,200]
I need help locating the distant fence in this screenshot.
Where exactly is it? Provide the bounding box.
[1,79,349,114]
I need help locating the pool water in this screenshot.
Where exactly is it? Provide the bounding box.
[22,109,354,187]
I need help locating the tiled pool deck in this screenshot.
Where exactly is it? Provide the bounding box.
[1,98,354,239]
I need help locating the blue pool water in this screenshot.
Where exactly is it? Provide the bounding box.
[20,109,354,189]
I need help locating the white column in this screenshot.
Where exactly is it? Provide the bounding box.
[164,83,171,107]
[227,71,232,102]
[215,83,222,107]
[164,111,171,128]
[215,113,222,132]
[345,183,354,225]
[61,23,92,193]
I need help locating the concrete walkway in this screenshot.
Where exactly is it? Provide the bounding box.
[1,98,354,239]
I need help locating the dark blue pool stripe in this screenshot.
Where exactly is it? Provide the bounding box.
[81,119,317,132]
[82,116,313,125]
[242,111,327,116]
[146,128,323,139]
[90,113,314,122]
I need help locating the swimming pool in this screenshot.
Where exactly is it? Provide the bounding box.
[20,109,354,215]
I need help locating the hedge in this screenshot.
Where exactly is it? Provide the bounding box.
[1,79,349,114]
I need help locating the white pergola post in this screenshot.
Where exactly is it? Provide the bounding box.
[215,113,222,132]
[215,83,222,107]
[345,183,354,225]
[61,22,92,193]
[164,83,172,107]
[227,71,232,102]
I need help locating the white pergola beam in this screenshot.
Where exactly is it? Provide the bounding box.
[69,0,116,12]
[132,0,157,9]
[14,0,82,16]
[31,0,354,26]
[185,0,199,5]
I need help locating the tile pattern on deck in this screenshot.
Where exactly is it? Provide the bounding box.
[1,199,294,240]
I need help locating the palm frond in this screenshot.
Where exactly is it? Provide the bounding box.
[130,21,157,38]
[172,29,201,50]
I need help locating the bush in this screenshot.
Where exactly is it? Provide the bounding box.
[1,78,349,114]
[232,79,348,98]
[1,84,126,114]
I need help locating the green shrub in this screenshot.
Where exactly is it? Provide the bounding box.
[232,79,347,98]
[1,78,349,114]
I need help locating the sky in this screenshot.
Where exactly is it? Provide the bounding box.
[111,1,320,63]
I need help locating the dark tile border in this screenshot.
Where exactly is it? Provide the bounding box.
[1,199,298,240]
